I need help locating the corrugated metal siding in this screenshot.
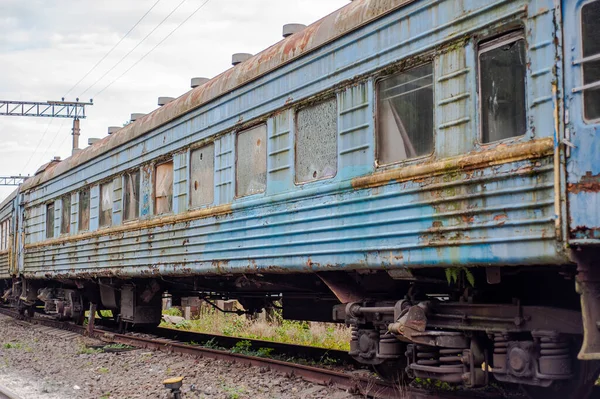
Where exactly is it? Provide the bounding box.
[22,155,560,277]
[0,251,9,279]
[173,151,188,213]
[25,205,44,245]
[19,0,569,277]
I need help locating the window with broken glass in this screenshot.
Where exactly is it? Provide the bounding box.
[236,125,267,197]
[60,194,71,234]
[190,143,215,208]
[46,203,55,239]
[479,33,527,143]
[377,63,434,165]
[295,99,338,183]
[79,188,90,232]
[99,182,113,227]
[155,161,174,214]
[123,170,140,221]
[581,0,600,121]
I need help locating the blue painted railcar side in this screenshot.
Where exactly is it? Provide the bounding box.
[17,0,570,279]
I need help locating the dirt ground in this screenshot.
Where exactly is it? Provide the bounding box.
[0,315,358,399]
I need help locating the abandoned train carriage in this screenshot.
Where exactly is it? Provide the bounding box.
[2,0,600,395]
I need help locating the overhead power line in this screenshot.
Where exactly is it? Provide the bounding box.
[93,0,212,98]
[63,0,163,98]
[22,118,54,174]
[80,0,189,97]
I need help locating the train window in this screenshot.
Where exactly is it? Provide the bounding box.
[99,181,113,227]
[190,143,215,207]
[155,161,174,214]
[582,0,600,121]
[377,63,434,165]
[1,220,7,250]
[123,170,140,221]
[236,125,267,197]
[479,33,527,142]
[79,188,90,232]
[60,194,71,234]
[46,202,54,239]
[295,99,337,183]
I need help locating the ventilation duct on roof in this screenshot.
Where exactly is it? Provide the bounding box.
[282,23,306,38]
[108,126,120,135]
[88,138,100,145]
[158,97,175,106]
[232,53,252,66]
[191,77,210,88]
[130,113,145,122]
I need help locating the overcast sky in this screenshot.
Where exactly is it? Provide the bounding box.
[0,0,349,201]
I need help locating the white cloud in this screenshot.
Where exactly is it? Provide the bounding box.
[0,0,350,200]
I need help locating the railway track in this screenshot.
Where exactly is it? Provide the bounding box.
[0,307,521,399]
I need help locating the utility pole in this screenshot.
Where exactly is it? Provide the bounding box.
[0,99,93,155]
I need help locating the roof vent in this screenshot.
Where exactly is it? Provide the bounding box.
[130,113,145,122]
[108,126,120,135]
[53,156,61,161]
[158,96,175,106]
[282,23,306,38]
[232,53,252,66]
[191,77,210,88]
[88,138,101,145]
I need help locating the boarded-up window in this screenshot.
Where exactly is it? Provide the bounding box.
[479,34,526,142]
[236,125,267,197]
[377,63,434,164]
[155,161,174,214]
[79,188,90,231]
[582,0,600,120]
[46,203,54,238]
[99,182,113,227]
[190,143,214,207]
[295,99,337,183]
[61,194,71,234]
[0,220,7,250]
[123,170,140,221]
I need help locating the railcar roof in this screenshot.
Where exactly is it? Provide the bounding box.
[21,0,410,192]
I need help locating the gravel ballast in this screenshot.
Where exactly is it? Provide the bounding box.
[0,315,358,399]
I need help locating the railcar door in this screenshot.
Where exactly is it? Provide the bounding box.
[563,0,600,360]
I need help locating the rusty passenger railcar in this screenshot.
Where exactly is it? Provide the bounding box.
[3,0,600,396]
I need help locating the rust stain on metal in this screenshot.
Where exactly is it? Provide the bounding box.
[351,138,554,190]
[567,172,600,194]
[24,203,232,250]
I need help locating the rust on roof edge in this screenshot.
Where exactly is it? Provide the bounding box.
[22,0,410,193]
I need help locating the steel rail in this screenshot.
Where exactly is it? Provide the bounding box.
[0,307,514,398]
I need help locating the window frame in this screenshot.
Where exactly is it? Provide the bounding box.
[374,61,435,168]
[293,98,339,185]
[99,181,114,228]
[154,159,174,215]
[78,188,90,232]
[579,0,600,124]
[189,142,215,209]
[235,124,268,198]
[122,168,141,222]
[60,193,71,235]
[477,30,528,144]
[46,202,55,239]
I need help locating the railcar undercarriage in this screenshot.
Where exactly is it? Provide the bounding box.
[1,263,598,398]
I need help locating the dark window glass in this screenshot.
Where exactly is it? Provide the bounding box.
[79,189,90,231]
[479,36,527,143]
[377,63,434,164]
[155,161,173,214]
[123,170,140,221]
[295,99,337,182]
[100,182,113,227]
[61,194,71,234]
[46,203,54,239]
[582,0,600,120]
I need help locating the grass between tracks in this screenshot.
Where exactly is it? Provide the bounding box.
[160,307,351,351]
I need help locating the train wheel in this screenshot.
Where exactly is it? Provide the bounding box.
[373,359,408,384]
